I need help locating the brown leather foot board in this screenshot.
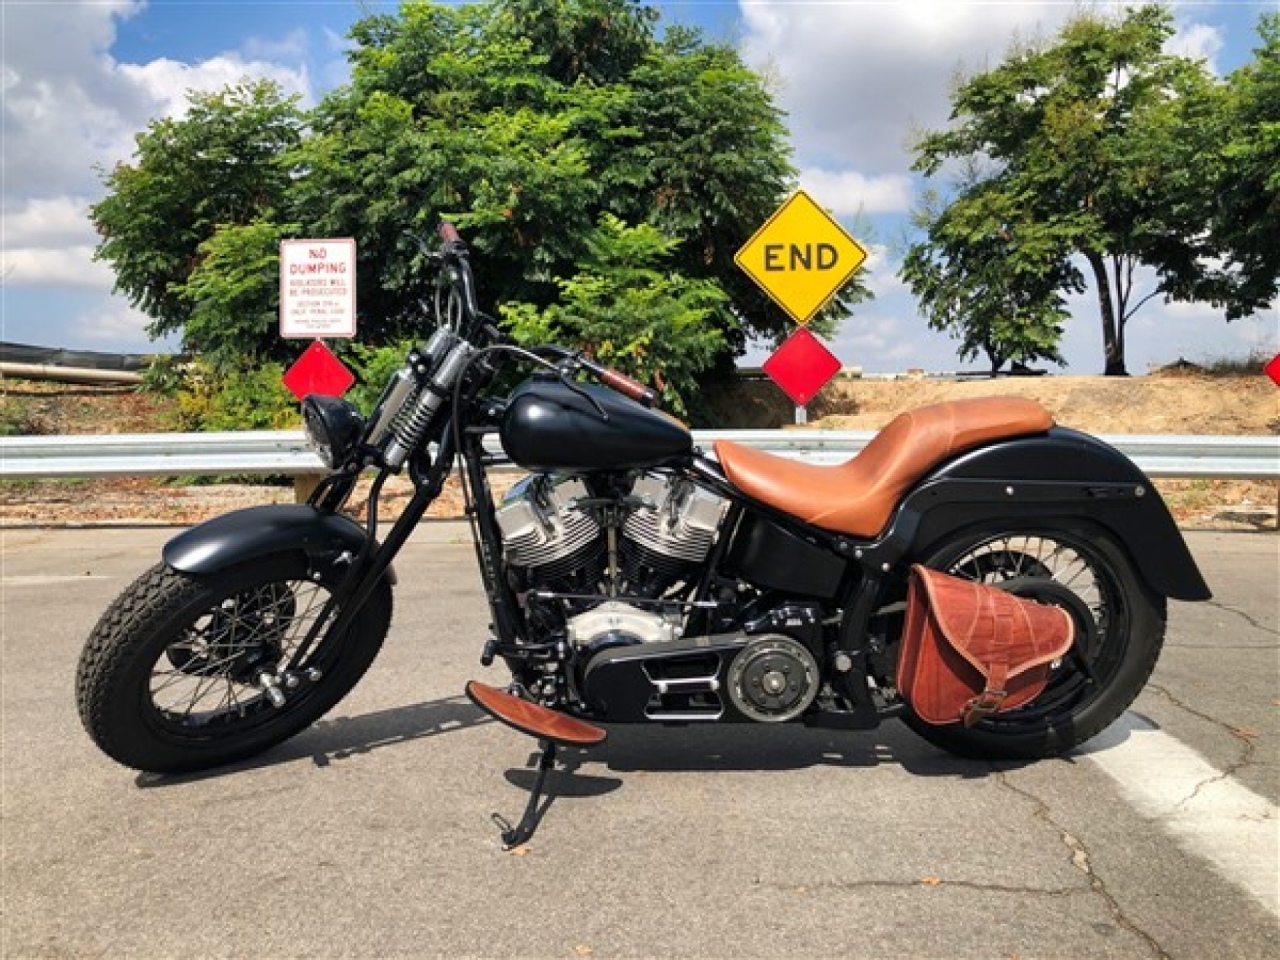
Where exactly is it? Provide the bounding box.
[465,681,607,746]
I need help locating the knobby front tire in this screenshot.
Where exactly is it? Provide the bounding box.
[75,554,392,774]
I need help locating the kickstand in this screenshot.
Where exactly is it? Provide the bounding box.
[491,739,558,850]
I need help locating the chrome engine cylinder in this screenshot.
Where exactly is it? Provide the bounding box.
[495,477,601,575]
[622,474,726,578]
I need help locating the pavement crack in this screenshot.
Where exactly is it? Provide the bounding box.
[1202,599,1280,638]
[1146,683,1260,798]
[763,878,1081,897]
[994,769,1170,959]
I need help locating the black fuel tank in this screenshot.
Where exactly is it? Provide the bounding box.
[500,377,692,473]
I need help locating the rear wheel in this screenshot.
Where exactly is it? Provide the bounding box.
[76,554,392,773]
[900,520,1165,759]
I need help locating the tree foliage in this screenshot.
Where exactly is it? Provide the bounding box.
[905,5,1269,375]
[501,214,728,414]
[902,181,1076,374]
[92,0,868,400]
[1205,13,1280,317]
[92,81,304,345]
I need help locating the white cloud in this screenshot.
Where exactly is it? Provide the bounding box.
[827,307,960,372]
[2,197,96,248]
[1,0,309,206]
[740,0,1074,174]
[73,299,157,345]
[1168,22,1225,74]
[242,28,309,63]
[0,0,313,346]
[119,55,311,122]
[799,167,912,214]
[1,247,113,290]
[1,198,109,289]
[1160,298,1230,322]
[860,243,909,298]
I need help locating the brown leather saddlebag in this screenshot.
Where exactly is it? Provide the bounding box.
[897,565,1075,727]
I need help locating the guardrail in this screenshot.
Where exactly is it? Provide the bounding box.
[2,430,1277,482]
[1,431,322,479]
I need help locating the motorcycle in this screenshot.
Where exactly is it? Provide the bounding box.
[76,223,1210,846]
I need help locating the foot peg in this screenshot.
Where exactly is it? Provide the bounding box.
[465,681,606,848]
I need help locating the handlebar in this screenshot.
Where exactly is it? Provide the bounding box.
[533,345,658,408]
[433,224,659,408]
[595,366,659,407]
[431,220,481,324]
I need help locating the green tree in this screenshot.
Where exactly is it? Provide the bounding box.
[501,214,727,416]
[290,0,839,356]
[1202,13,1280,317]
[906,6,1236,375]
[902,182,1075,374]
[92,80,304,349]
[171,219,300,371]
[91,0,871,405]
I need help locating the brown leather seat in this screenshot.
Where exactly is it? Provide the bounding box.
[714,397,1053,539]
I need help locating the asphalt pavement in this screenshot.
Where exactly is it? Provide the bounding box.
[1,523,1276,958]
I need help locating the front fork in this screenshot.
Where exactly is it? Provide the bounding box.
[275,434,458,690]
[457,427,528,653]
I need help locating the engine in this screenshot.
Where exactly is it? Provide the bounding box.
[495,473,828,724]
[494,472,727,647]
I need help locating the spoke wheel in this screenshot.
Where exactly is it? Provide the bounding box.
[150,578,326,735]
[901,520,1165,759]
[77,554,392,773]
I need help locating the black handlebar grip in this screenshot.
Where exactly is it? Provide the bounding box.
[439,221,462,244]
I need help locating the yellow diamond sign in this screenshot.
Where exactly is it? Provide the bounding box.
[735,189,868,325]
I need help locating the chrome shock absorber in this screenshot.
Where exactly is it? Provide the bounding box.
[380,333,475,469]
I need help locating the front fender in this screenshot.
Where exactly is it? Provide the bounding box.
[163,504,393,581]
[880,427,1210,601]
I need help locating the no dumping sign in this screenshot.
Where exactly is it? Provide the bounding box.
[280,239,357,339]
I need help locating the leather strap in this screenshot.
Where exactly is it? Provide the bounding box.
[963,604,1014,725]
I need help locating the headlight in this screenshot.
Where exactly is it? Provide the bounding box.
[302,395,366,469]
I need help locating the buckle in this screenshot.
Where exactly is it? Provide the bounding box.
[962,688,1008,727]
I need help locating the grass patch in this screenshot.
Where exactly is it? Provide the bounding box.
[0,394,47,436]
[161,474,295,488]
[1199,348,1273,377]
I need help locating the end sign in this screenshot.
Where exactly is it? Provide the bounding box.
[734,190,867,326]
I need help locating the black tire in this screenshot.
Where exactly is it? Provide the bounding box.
[900,520,1166,760]
[75,554,392,774]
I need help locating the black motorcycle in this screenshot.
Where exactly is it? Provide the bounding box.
[76,224,1209,845]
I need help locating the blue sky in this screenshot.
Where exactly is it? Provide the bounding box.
[2,0,1276,374]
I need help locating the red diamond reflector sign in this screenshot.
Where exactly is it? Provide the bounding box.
[762,328,841,407]
[282,340,355,401]
[1266,352,1280,387]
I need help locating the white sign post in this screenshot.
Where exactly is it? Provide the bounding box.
[280,239,357,339]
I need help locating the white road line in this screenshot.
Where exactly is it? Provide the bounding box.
[1081,712,1279,918]
[1,575,113,585]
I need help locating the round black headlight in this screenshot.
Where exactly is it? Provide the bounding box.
[302,394,366,469]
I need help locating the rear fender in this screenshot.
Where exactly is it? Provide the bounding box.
[163,504,395,582]
[869,428,1210,601]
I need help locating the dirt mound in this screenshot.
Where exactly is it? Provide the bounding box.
[732,370,1278,437]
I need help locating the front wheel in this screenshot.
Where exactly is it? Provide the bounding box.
[900,520,1166,760]
[75,554,392,773]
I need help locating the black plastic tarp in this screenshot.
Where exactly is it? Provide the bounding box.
[0,342,158,372]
